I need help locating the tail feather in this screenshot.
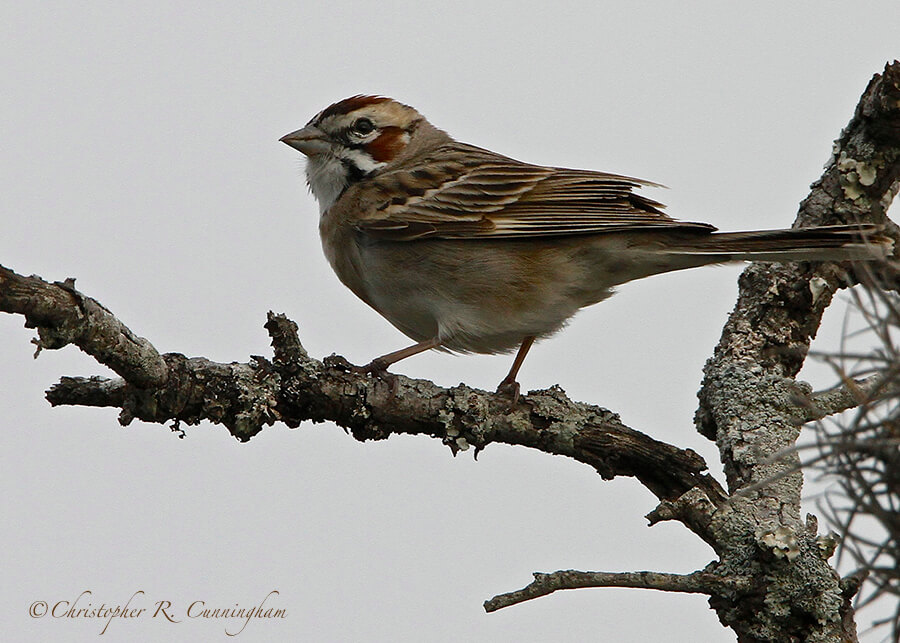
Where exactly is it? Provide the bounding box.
[661,224,894,263]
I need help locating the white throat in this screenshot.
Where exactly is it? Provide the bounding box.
[305,154,350,214]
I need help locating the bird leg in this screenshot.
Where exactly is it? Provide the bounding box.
[496,336,535,405]
[358,337,443,374]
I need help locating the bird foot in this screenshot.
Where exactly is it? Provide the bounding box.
[353,359,399,398]
[355,355,395,375]
[495,378,522,408]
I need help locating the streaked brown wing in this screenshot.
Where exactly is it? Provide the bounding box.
[357,142,716,240]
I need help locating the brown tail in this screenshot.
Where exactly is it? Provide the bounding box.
[661,224,894,263]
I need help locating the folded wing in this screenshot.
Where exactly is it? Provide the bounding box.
[357,142,716,240]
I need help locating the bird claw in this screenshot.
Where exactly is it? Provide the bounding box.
[354,357,390,375]
[323,354,355,372]
[353,360,400,398]
[495,379,522,408]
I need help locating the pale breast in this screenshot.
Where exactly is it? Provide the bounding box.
[351,235,621,354]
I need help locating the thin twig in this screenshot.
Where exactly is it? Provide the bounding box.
[484,569,751,612]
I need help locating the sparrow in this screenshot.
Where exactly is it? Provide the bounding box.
[281,95,892,398]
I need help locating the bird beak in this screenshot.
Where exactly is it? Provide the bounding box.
[280,125,330,156]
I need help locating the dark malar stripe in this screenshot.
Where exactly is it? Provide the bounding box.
[342,158,369,184]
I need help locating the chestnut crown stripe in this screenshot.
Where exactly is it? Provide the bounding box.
[313,95,393,124]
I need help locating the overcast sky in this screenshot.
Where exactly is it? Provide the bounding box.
[2,3,898,641]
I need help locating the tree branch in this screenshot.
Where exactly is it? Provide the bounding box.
[1,265,725,517]
[698,61,900,498]
[0,266,167,388]
[795,373,895,421]
[690,61,900,642]
[484,569,751,612]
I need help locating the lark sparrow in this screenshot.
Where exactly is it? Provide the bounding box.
[281,95,891,397]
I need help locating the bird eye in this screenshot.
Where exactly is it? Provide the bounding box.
[352,117,375,135]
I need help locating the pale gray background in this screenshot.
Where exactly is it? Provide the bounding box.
[1,2,897,641]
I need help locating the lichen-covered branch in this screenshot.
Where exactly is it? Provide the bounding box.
[691,61,900,642]
[0,266,168,388]
[797,374,894,422]
[11,287,721,513]
[2,262,723,515]
[484,569,752,612]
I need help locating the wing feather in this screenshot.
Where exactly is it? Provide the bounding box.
[356,142,715,240]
